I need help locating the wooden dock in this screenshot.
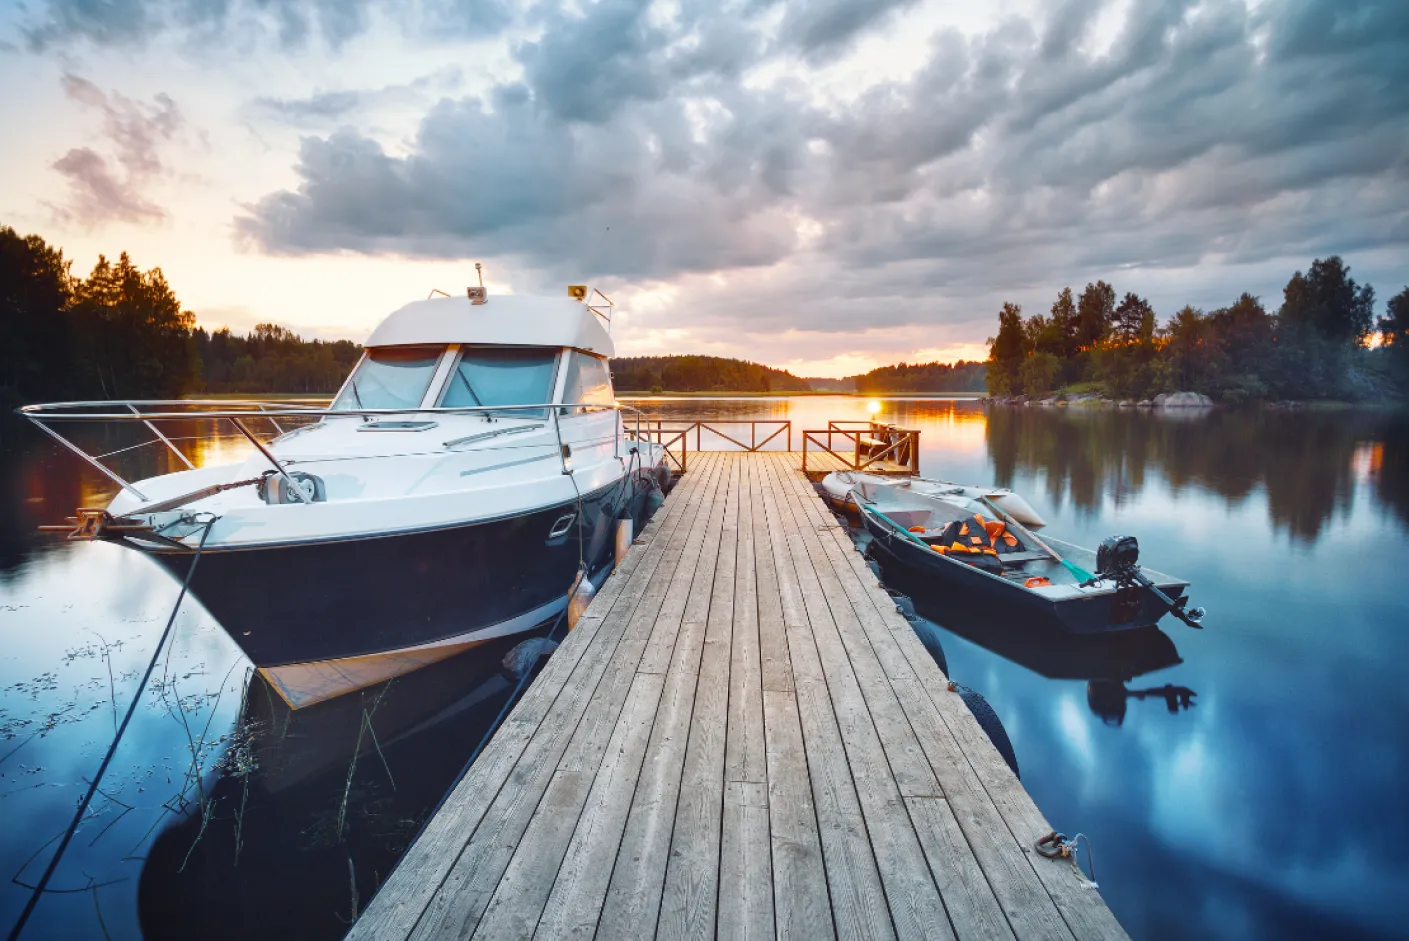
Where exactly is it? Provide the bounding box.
[349,452,1127,940]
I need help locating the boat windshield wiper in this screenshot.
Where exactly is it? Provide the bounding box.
[453,369,490,420]
[348,378,370,422]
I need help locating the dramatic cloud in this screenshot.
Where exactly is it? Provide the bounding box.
[235,0,1409,348]
[23,0,513,51]
[11,0,1408,369]
[49,74,183,225]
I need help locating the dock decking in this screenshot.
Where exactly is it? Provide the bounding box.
[349,452,1127,940]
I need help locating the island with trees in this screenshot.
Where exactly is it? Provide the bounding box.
[984,256,1408,404]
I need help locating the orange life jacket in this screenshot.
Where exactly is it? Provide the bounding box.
[935,515,1000,557]
[984,520,1021,552]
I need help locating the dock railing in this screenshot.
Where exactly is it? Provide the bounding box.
[801,421,920,473]
[624,419,791,473]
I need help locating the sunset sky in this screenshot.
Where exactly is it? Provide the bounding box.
[0,0,1405,377]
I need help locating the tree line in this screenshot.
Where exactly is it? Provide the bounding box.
[611,355,812,393]
[985,256,1409,402]
[852,361,986,394]
[1,226,361,404]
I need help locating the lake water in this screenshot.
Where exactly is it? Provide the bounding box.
[2,397,1407,940]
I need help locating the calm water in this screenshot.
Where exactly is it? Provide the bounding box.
[2,398,1407,939]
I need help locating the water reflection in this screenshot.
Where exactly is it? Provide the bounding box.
[984,405,1409,539]
[137,640,533,940]
[5,399,1409,940]
[868,557,1195,726]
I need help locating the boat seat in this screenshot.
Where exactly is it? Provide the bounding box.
[990,550,1050,564]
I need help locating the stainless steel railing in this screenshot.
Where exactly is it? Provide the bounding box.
[18,399,650,506]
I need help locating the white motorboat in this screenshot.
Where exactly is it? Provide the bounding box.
[820,470,1047,529]
[22,286,669,707]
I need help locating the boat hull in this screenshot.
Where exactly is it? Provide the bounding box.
[862,515,1186,635]
[142,468,662,670]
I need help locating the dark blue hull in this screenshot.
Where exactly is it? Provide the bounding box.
[861,512,1185,634]
[148,469,662,666]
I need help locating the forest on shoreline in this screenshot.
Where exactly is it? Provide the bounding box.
[1,227,361,404]
[985,256,1408,403]
[5,227,1404,405]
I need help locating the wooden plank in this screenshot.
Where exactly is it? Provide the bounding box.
[719,780,774,941]
[763,455,953,941]
[762,688,834,940]
[596,456,733,939]
[349,458,713,940]
[767,453,940,799]
[755,456,895,941]
[666,451,736,676]
[639,452,728,674]
[753,451,794,694]
[502,672,665,939]
[719,457,772,938]
[770,454,1076,941]
[907,797,1016,941]
[657,454,741,940]
[725,454,766,783]
[775,456,1123,941]
[404,458,728,940]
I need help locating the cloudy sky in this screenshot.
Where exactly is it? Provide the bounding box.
[0,0,1405,376]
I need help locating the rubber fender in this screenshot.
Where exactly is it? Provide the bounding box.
[502,637,559,677]
[907,619,948,678]
[959,689,1020,780]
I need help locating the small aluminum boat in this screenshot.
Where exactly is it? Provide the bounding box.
[854,480,1203,634]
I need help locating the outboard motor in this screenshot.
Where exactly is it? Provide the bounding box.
[1096,535,1140,581]
[1096,534,1207,629]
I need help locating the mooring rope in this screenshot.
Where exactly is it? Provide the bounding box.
[6,517,217,941]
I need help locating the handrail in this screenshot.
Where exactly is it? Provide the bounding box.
[18,399,643,503]
[801,426,920,473]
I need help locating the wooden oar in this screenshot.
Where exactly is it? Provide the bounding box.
[978,495,1096,583]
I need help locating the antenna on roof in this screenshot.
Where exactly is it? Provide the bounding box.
[468,263,487,305]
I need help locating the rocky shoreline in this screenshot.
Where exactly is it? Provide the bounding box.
[983,391,1218,408]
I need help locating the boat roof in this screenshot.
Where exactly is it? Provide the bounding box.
[365,295,614,358]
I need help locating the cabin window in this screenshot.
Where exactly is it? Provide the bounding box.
[440,347,559,418]
[561,352,614,415]
[332,346,443,412]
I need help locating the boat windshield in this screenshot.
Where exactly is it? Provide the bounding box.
[332,346,444,411]
[440,347,559,418]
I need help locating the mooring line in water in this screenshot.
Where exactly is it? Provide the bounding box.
[5,518,216,941]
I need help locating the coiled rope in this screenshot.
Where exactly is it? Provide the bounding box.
[1035,831,1098,888]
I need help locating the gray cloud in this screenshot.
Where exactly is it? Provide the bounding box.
[774,0,921,62]
[250,70,465,124]
[50,147,166,224]
[51,73,183,225]
[23,0,513,51]
[235,0,1409,342]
